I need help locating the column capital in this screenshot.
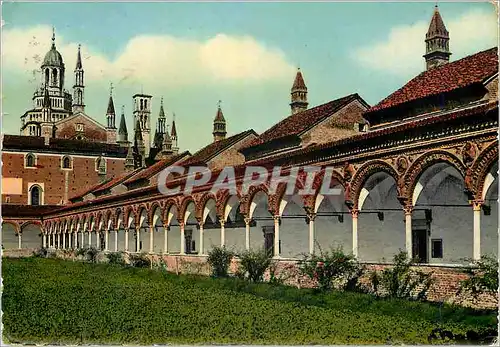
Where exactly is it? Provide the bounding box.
[403,204,414,216]
[470,199,484,211]
[351,209,359,218]
[273,215,281,222]
[244,217,252,225]
[219,219,225,227]
[306,213,316,223]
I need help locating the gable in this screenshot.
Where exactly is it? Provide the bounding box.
[55,112,107,142]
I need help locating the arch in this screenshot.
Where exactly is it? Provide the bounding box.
[105,210,114,231]
[29,184,43,206]
[2,221,20,235]
[163,199,180,226]
[115,208,124,230]
[240,184,269,217]
[180,197,196,224]
[136,204,149,227]
[62,156,71,169]
[149,202,163,226]
[466,141,499,200]
[197,192,218,223]
[45,68,49,85]
[402,150,467,206]
[52,68,58,86]
[26,153,36,167]
[348,160,400,210]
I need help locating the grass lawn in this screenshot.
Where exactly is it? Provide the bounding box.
[2,257,497,345]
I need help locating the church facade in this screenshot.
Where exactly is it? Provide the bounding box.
[2,6,498,290]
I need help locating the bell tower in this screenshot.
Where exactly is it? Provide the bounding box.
[132,92,152,158]
[290,68,308,114]
[72,44,85,113]
[423,5,451,70]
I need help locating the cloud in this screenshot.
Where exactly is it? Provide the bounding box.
[351,8,498,76]
[2,25,295,88]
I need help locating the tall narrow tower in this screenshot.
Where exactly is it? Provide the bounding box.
[423,5,451,70]
[72,44,85,113]
[117,105,129,147]
[171,113,179,154]
[153,97,167,148]
[41,87,53,144]
[290,68,308,115]
[132,93,152,157]
[133,119,146,168]
[106,83,117,143]
[213,101,227,142]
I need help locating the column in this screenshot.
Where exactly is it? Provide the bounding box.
[273,215,280,258]
[74,232,78,249]
[124,229,129,251]
[88,231,92,247]
[308,213,316,255]
[149,225,154,254]
[42,233,47,248]
[57,234,61,248]
[244,217,251,251]
[81,232,84,248]
[98,232,103,250]
[114,230,118,252]
[62,233,66,249]
[163,225,169,254]
[68,232,72,248]
[18,233,22,249]
[220,219,225,247]
[352,209,359,258]
[473,200,482,261]
[199,222,205,255]
[180,223,185,255]
[52,233,55,249]
[105,230,109,251]
[404,205,413,258]
[136,228,141,252]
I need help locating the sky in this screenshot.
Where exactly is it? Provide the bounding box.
[1,1,498,153]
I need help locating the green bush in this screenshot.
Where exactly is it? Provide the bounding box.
[129,252,151,268]
[238,248,272,282]
[207,246,234,278]
[107,252,125,265]
[298,246,361,291]
[75,246,99,263]
[370,251,433,301]
[458,255,498,303]
[32,247,48,258]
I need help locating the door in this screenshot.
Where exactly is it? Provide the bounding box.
[412,229,428,263]
[262,226,274,257]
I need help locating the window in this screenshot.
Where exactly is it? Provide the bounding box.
[30,185,42,206]
[62,156,71,169]
[76,123,84,132]
[431,239,443,259]
[96,156,106,174]
[26,153,36,168]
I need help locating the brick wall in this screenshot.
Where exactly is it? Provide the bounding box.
[484,76,498,102]
[301,100,366,147]
[207,134,258,171]
[2,151,126,205]
[56,114,107,142]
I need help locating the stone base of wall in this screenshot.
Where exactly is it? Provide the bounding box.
[3,250,497,309]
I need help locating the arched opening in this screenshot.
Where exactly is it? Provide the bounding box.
[279,194,308,258]
[248,190,274,256]
[2,222,19,250]
[62,156,71,169]
[200,198,218,255]
[137,208,149,253]
[165,205,180,254]
[152,206,164,254]
[413,162,469,264]
[52,69,58,86]
[26,153,35,167]
[182,201,198,255]
[358,171,404,262]
[30,185,42,206]
[220,196,246,253]
[481,161,498,258]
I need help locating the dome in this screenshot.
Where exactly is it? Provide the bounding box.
[42,46,64,67]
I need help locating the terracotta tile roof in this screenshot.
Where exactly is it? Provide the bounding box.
[243,93,366,149]
[180,129,257,166]
[69,179,112,201]
[94,168,142,193]
[367,47,498,114]
[123,151,190,185]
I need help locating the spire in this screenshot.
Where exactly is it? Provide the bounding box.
[290,68,308,114]
[159,97,166,119]
[171,114,177,138]
[133,119,145,168]
[213,100,227,142]
[125,145,135,171]
[76,44,82,69]
[107,84,115,115]
[423,5,451,70]
[134,118,144,144]
[51,26,56,49]
[117,105,129,146]
[161,124,173,158]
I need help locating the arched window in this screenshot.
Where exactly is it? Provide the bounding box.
[26,153,35,168]
[62,156,71,169]
[45,69,49,85]
[140,99,144,110]
[52,69,58,86]
[30,186,41,206]
[144,100,147,109]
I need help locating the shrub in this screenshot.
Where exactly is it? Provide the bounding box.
[207,246,234,278]
[32,247,48,258]
[129,252,151,268]
[238,248,272,282]
[76,246,99,263]
[298,246,361,291]
[370,251,433,301]
[458,255,498,303]
[107,252,125,265]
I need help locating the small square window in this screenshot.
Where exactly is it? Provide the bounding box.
[76,123,84,132]
[431,239,443,258]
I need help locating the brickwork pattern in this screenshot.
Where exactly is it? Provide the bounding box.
[56,114,108,142]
